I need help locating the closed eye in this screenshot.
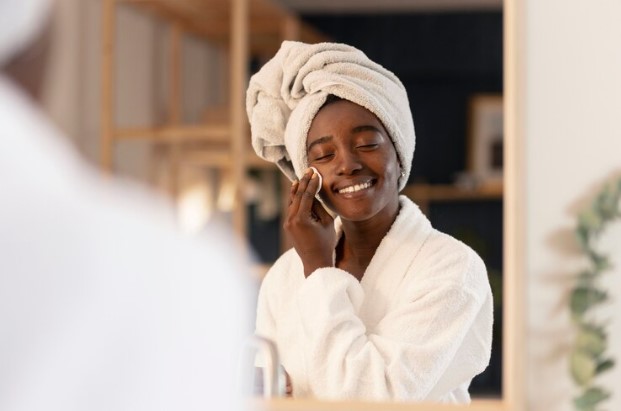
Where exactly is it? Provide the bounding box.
[310,152,334,162]
[356,143,379,150]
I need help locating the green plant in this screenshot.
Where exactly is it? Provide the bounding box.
[570,177,621,411]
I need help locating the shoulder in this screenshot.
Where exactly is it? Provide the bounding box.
[265,247,301,274]
[394,196,485,282]
[260,248,304,289]
[413,228,489,298]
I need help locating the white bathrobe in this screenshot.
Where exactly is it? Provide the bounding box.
[255,195,493,403]
[0,75,250,411]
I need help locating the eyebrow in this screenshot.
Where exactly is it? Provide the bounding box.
[307,124,382,152]
[351,124,382,134]
[307,135,333,152]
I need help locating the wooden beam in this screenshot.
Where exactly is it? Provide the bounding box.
[503,0,527,408]
[166,22,184,198]
[252,397,505,411]
[168,22,183,124]
[101,0,116,171]
[181,150,277,169]
[282,14,300,41]
[402,183,503,202]
[230,0,249,237]
[119,0,321,40]
[114,125,232,142]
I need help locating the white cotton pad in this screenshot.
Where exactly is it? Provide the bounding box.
[310,167,322,196]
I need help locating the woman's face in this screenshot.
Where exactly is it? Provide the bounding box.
[306,99,401,222]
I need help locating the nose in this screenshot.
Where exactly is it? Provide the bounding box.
[336,149,363,176]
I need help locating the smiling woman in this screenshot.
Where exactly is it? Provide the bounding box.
[246,41,494,403]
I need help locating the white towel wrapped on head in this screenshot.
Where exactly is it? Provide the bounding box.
[246,41,416,191]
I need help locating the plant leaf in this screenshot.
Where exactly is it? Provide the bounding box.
[574,387,610,410]
[590,252,612,271]
[595,184,620,219]
[571,287,608,317]
[570,177,619,411]
[578,209,603,233]
[582,322,607,335]
[576,328,606,357]
[576,225,590,250]
[570,349,596,386]
[595,358,615,375]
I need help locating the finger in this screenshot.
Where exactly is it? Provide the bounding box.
[290,179,299,195]
[288,180,299,205]
[296,168,314,194]
[312,199,334,224]
[298,171,320,214]
[289,169,313,215]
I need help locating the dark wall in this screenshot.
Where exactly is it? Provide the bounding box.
[301,12,505,397]
[302,12,503,184]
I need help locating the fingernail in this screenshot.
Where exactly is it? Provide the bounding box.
[292,180,299,186]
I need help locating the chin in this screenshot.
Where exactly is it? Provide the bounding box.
[327,201,385,222]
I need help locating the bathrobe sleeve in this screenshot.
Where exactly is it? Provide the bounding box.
[295,246,493,402]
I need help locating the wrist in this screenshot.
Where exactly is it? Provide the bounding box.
[303,260,333,278]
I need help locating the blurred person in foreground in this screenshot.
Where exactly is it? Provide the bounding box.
[0,1,250,410]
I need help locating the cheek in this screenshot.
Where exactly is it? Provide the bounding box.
[386,168,400,189]
[379,154,401,185]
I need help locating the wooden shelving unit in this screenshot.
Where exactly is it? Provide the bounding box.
[100,0,327,239]
[402,182,503,214]
[101,0,503,264]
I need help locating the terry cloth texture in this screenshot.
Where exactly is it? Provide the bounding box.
[246,41,416,192]
[255,195,494,402]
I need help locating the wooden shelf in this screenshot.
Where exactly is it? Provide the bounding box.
[119,0,328,54]
[402,182,503,214]
[181,147,276,169]
[114,124,232,143]
[102,0,329,239]
[403,182,503,202]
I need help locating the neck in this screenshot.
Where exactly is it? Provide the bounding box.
[339,199,401,265]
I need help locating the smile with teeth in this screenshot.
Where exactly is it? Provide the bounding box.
[338,181,374,194]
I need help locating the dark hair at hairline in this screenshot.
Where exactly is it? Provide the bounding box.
[320,94,344,110]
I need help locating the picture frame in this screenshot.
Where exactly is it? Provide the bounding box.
[467,94,504,186]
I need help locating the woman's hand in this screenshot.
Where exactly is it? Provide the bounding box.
[284,168,336,277]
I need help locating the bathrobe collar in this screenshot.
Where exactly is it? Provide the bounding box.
[333,195,433,287]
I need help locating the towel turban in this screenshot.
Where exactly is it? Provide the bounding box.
[0,0,52,67]
[246,41,416,191]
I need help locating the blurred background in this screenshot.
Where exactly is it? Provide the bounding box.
[46,0,504,396]
[38,0,620,410]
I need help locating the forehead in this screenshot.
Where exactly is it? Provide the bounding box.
[307,100,384,142]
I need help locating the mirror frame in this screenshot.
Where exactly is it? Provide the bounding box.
[256,0,526,409]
